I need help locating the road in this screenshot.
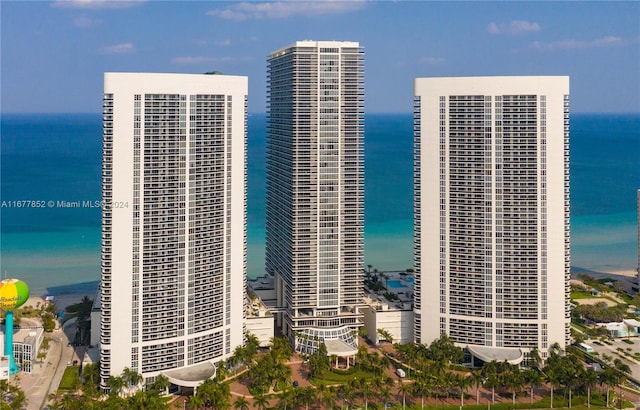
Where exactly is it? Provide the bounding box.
[585,337,640,408]
[23,321,76,410]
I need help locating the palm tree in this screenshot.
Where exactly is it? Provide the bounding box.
[322,386,338,410]
[457,374,472,408]
[121,367,143,397]
[298,387,317,410]
[560,356,581,408]
[582,368,599,408]
[415,375,434,410]
[188,394,205,410]
[480,361,499,404]
[546,367,561,409]
[377,328,393,344]
[233,396,250,410]
[252,393,270,410]
[107,375,125,397]
[216,360,231,381]
[470,369,483,405]
[379,385,392,409]
[396,343,418,378]
[503,364,524,405]
[524,368,542,406]
[526,348,542,370]
[277,387,295,410]
[150,374,170,394]
[600,366,618,408]
[399,380,414,410]
[81,362,100,386]
[360,380,374,410]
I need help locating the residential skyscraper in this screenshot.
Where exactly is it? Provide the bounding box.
[266,41,364,354]
[100,72,247,388]
[413,77,570,362]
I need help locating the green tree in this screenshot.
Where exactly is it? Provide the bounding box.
[470,369,483,405]
[503,364,524,405]
[41,312,56,332]
[582,367,599,409]
[599,366,618,408]
[359,379,375,410]
[233,396,250,410]
[252,393,270,410]
[277,387,295,410]
[149,374,171,393]
[398,381,413,410]
[121,367,143,397]
[377,328,393,344]
[524,367,542,406]
[481,360,499,404]
[0,379,28,410]
[308,342,331,378]
[321,386,338,410]
[188,394,205,410]
[107,375,125,397]
[412,375,432,410]
[297,386,316,410]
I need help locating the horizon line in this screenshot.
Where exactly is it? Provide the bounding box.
[2,111,640,116]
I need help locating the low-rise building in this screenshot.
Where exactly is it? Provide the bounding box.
[0,326,44,374]
[245,289,274,347]
[362,271,414,345]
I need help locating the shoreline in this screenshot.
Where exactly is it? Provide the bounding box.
[21,267,638,313]
[24,295,88,313]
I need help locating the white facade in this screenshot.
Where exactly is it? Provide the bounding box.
[362,305,414,345]
[266,41,365,354]
[245,316,274,348]
[100,73,247,387]
[413,77,570,357]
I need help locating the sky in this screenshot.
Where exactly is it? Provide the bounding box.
[1,0,639,114]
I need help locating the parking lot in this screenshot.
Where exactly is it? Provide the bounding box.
[585,336,640,382]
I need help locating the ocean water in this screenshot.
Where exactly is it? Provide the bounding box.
[1,113,638,296]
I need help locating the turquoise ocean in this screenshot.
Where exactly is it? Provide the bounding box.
[1,113,638,296]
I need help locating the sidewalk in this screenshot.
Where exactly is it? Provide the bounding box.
[20,319,76,410]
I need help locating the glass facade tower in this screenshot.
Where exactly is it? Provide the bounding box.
[266,41,364,354]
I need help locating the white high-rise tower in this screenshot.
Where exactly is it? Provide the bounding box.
[266,41,364,354]
[100,72,247,388]
[413,76,570,362]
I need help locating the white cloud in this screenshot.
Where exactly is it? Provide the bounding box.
[532,35,624,51]
[215,39,232,47]
[52,0,145,9]
[487,20,541,35]
[171,56,240,65]
[420,56,445,65]
[99,42,135,54]
[593,36,623,46]
[74,14,101,28]
[207,0,365,20]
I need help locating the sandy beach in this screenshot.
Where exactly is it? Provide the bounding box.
[24,293,91,314]
[573,268,638,282]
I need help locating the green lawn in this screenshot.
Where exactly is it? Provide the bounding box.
[310,368,378,386]
[571,292,622,305]
[58,365,80,391]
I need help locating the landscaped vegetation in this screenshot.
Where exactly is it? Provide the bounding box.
[42,331,636,410]
[0,298,57,331]
[40,273,640,409]
[0,379,27,410]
